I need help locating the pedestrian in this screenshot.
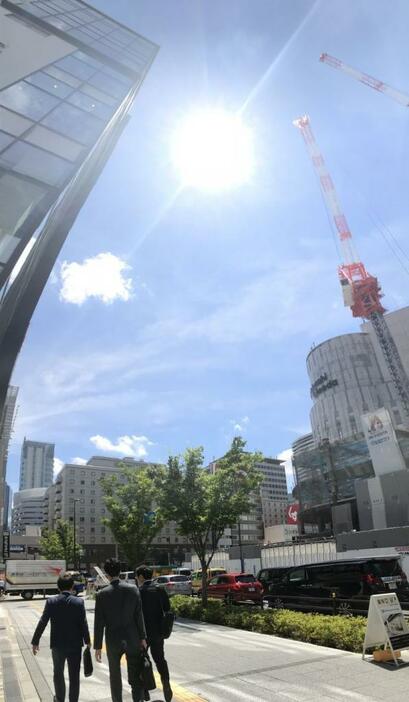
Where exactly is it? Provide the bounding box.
[94,558,147,702]
[136,565,173,702]
[31,572,91,702]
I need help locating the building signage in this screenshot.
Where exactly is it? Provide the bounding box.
[363,593,409,664]
[311,373,338,398]
[361,407,406,476]
[286,503,300,525]
[2,532,10,559]
[10,545,25,553]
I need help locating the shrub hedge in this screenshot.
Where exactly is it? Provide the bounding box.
[170,596,366,653]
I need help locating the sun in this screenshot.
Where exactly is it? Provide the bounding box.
[170,108,254,191]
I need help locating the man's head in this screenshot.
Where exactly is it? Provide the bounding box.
[104,558,121,580]
[135,565,153,586]
[57,573,74,592]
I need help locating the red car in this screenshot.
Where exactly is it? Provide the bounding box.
[204,572,263,604]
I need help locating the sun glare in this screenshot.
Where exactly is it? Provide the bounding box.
[170,108,254,191]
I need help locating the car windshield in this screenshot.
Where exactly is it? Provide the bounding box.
[235,575,255,583]
[370,560,402,577]
[170,575,189,582]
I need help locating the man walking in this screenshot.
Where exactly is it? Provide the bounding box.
[94,558,147,702]
[31,572,91,702]
[136,566,173,702]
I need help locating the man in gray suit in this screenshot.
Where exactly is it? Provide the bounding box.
[94,558,147,702]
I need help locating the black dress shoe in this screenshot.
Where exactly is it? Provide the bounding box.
[163,681,173,702]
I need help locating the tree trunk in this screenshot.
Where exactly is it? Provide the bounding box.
[200,560,208,607]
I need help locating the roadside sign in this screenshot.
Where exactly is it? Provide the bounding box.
[2,532,10,559]
[363,593,409,666]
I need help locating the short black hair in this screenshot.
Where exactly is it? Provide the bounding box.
[104,558,121,577]
[57,573,74,591]
[135,565,153,580]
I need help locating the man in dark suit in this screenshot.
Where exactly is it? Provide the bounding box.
[31,572,91,702]
[136,566,173,702]
[94,558,147,702]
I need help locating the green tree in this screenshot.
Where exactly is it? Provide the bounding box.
[160,437,263,604]
[39,520,81,566]
[100,464,165,567]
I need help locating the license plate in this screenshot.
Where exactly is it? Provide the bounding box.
[389,582,397,589]
[248,587,255,592]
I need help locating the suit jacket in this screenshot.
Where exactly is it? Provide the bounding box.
[139,581,170,640]
[31,592,91,651]
[93,580,146,650]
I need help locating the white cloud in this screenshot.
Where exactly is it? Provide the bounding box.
[71,457,87,465]
[277,448,294,489]
[89,434,154,458]
[231,416,250,433]
[53,457,64,478]
[59,252,132,305]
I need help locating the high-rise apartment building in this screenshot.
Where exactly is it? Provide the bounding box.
[45,456,190,566]
[0,385,18,536]
[19,439,54,489]
[11,487,47,534]
[0,0,158,433]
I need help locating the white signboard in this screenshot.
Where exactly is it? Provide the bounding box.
[363,593,409,665]
[361,407,406,476]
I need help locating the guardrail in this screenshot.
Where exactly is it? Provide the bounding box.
[263,593,409,617]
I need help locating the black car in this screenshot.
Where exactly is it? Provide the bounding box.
[264,557,409,616]
[257,567,290,594]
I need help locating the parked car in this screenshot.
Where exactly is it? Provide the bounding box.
[257,567,290,594]
[264,557,409,615]
[202,572,263,605]
[65,571,85,595]
[154,574,192,596]
[191,568,227,595]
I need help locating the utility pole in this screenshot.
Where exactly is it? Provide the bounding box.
[73,499,79,571]
[237,520,245,572]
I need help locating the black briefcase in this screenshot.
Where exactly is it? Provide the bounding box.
[161,610,175,639]
[83,647,93,677]
[139,650,156,691]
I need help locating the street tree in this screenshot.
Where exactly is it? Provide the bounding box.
[160,437,263,604]
[100,464,165,567]
[39,520,81,566]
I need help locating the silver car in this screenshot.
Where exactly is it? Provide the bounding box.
[154,574,192,596]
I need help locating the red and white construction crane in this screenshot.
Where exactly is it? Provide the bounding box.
[320,53,409,107]
[293,114,409,417]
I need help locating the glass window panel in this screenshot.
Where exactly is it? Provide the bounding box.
[0,103,31,135]
[0,233,20,265]
[43,65,81,88]
[68,28,100,44]
[46,16,73,31]
[51,0,76,9]
[25,71,73,99]
[24,125,85,162]
[88,72,129,99]
[34,1,54,14]
[79,83,117,106]
[21,4,49,17]
[103,65,133,87]
[42,102,103,144]
[0,132,14,152]
[54,54,95,80]
[67,91,113,120]
[0,141,73,186]
[0,170,47,238]
[0,81,59,120]
[74,51,104,70]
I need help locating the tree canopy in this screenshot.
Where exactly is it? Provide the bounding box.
[39,519,81,566]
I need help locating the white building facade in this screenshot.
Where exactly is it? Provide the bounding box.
[11,487,47,535]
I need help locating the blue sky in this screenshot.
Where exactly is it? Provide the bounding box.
[7,0,409,491]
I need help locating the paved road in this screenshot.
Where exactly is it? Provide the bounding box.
[4,596,409,701]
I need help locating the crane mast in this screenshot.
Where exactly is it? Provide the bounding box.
[320,53,409,107]
[294,114,409,417]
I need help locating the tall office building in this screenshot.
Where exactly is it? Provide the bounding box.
[11,487,47,534]
[19,439,54,489]
[3,481,12,529]
[0,385,18,535]
[0,1,158,436]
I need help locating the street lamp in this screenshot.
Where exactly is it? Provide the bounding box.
[73,499,79,571]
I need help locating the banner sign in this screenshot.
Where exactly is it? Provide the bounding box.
[361,407,406,476]
[286,503,299,525]
[363,593,409,665]
[2,532,10,559]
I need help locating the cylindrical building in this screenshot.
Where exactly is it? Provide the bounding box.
[307,332,407,444]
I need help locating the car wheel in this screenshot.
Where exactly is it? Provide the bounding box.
[338,601,353,617]
[22,591,33,601]
[273,597,284,610]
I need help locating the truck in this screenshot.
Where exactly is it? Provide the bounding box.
[1,560,65,600]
